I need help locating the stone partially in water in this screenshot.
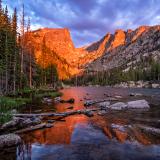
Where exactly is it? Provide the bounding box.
[54,97,61,102]
[0,134,21,148]
[107,100,150,110]
[129,93,143,97]
[84,100,94,106]
[109,102,127,110]
[110,124,128,142]
[84,111,94,117]
[67,106,74,109]
[45,124,54,128]
[97,101,110,108]
[60,98,75,104]
[98,110,107,115]
[111,124,126,132]
[127,100,150,109]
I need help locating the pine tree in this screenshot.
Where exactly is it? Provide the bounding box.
[11,8,18,93]
[20,4,25,89]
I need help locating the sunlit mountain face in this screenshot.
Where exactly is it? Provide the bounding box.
[6,0,160,47]
[26,25,160,79]
[4,0,160,79]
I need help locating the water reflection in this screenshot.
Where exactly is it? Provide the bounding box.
[18,123,160,160]
[1,87,160,160]
[19,87,160,159]
[22,115,88,145]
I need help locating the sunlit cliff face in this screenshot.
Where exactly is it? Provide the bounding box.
[27,28,81,79]
[26,25,158,79]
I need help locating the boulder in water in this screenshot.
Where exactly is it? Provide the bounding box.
[127,100,150,109]
[109,102,127,110]
[0,134,21,148]
[97,101,110,108]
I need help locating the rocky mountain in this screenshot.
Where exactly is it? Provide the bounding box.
[28,28,81,79]
[28,25,160,79]
[85,25,160,72]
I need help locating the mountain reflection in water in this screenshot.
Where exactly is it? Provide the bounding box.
[1,87,160,160]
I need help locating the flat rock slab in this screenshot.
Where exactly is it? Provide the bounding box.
[0,134,21,148]
[108,100,150,110]
[127,100,150,109]
[109,102,127,110]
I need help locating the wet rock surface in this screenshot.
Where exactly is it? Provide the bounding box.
[109,102,127,110]
[0,134,21,148]
[127,100,150,109]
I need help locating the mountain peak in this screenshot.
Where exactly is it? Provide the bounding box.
[109,29,126,50]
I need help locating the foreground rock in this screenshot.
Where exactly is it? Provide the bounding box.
[84,98,118,106]
[0,117,41,133]
[14,123,53,134]
[127,100,150,109]
[96,101,110,109]
[107,100,150,110]
[0,134,21,148]
[109,102,127,110]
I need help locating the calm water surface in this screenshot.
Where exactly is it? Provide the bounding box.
[3,87,160,160]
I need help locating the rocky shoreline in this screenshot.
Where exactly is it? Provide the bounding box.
[114,81,160,88]
[0,91,159,150]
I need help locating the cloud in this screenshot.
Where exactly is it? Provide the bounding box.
[4,0,160,47]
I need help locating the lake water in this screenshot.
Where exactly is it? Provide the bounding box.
[2,87,160,160]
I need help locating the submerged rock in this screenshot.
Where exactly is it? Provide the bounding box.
[98,110,107,115]
[0,134,21,148]
[47,120,56,123]
[84,111,94,117]
[45,124,53,128]
[60,98,75,104]
[67,106,74,109]
[127,100,150,109]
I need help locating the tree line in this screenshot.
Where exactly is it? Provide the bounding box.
[0,1,58,95]
[65,56,160,86]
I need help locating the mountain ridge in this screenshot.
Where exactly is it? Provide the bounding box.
[28,25,160,79]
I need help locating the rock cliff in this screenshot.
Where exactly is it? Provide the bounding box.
[28,25,160,79]
[85,25,160,72]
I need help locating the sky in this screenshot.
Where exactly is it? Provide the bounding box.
[3,0,160,47]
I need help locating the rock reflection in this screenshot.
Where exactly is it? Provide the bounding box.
[15,87,160,159]
[22,115,88,145]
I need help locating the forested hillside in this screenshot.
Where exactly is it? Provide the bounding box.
[0,1,58,95]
